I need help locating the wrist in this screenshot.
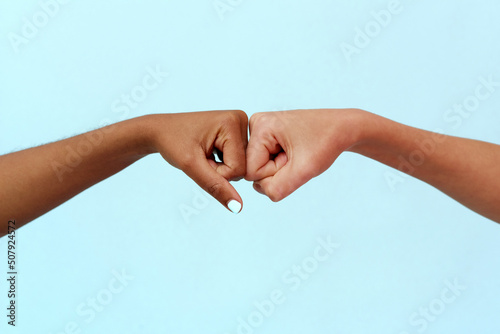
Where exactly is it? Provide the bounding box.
[324,108,375,153]
[344,109,385,155]
[126,115,162,156]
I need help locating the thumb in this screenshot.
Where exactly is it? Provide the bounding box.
[184,154,243,214]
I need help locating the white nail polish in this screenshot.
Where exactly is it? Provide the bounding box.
[227,200,241,214]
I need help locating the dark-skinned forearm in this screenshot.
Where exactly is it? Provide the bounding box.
[0,116,154,235]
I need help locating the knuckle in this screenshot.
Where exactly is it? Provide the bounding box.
[250,112,281,132]
[224,163,246,181]
[233,109,248,123]
[245,173,255,181]
[244,166,257,181]
[207,181,224,198]
[220,113,240,131]
[232,163,246,179]
[249,112,265,128]
[266,183,284,202]
[223,110,246,126]
[268,192,283,202]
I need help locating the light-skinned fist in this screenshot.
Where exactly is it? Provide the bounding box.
[245,109,364,201]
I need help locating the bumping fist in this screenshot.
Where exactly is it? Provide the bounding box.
[147,108,363,212]
[245,109,364,202]
[146,110,248,213]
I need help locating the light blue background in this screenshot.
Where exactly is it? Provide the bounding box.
[1,0,500,333]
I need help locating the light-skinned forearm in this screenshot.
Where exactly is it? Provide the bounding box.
[0,117,154,234]
[349,110,500,223]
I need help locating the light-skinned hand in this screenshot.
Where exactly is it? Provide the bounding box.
[245,109,364,201]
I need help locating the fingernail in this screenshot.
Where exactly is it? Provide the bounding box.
[227,200,242,214]
[213,148,223,163]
